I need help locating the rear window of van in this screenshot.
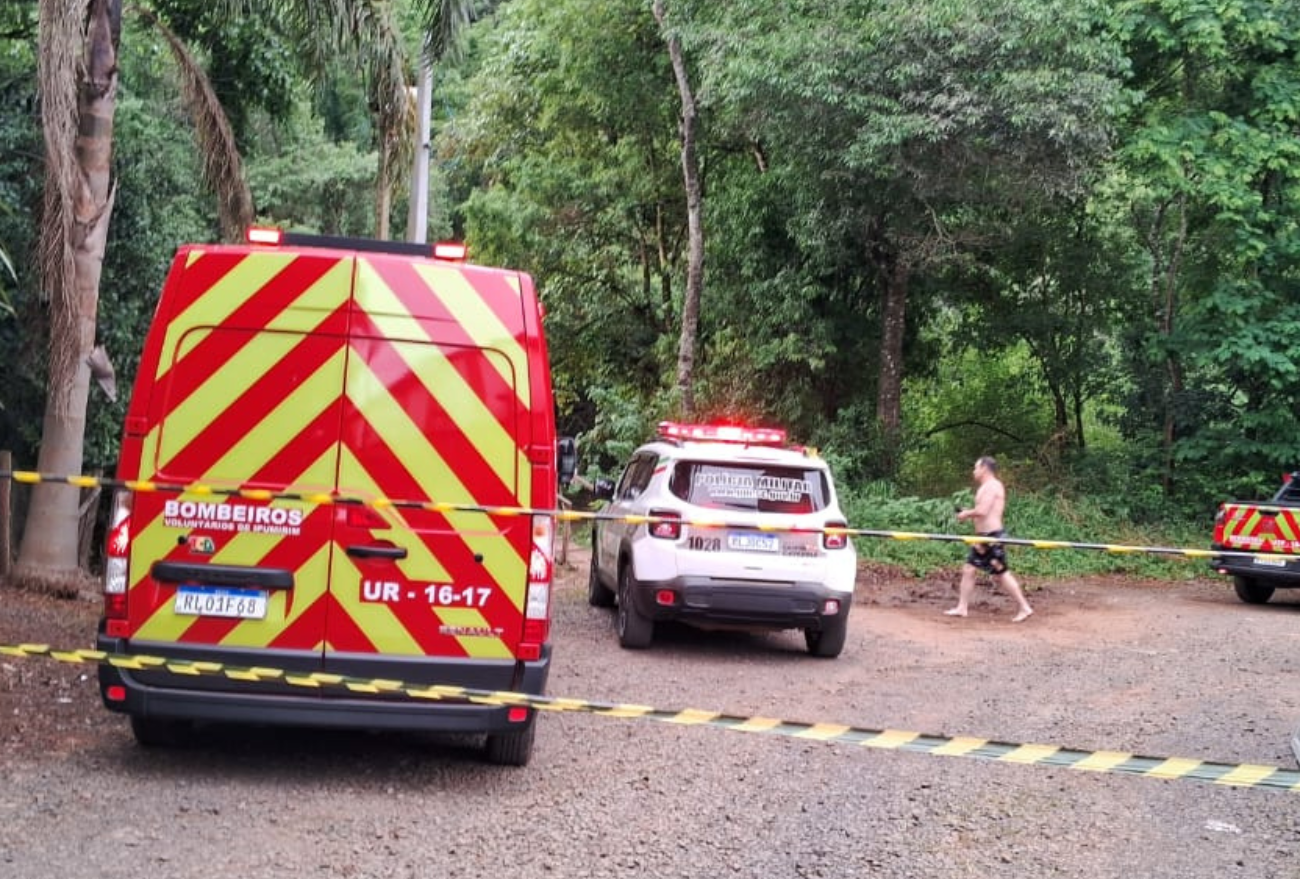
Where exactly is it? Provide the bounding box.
[667,462,830,514]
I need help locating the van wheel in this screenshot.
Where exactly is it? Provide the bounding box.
[616,563,653,649]
[1233,576,1275,605]
[805,611,848,658]
[485,719,535,767]
[130,715,189,747]
[588,553,616,608]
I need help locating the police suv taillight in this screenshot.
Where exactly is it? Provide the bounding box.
[519,515,554,660]
[103,491,132,633]
[823,521,850,551]
[648,509,682,540]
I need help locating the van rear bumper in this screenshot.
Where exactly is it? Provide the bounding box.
[96,632,550,735]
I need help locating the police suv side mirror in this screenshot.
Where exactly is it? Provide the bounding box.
[557,437,578,487]
[593,478,615,501]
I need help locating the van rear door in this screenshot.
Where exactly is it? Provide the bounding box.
[125,248,352,676]
[323,255,533,680]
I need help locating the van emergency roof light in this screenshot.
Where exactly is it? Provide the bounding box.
[242,228,470,261]
[433,241,468,261]
[246,226,284,245]
[657,421,787,446]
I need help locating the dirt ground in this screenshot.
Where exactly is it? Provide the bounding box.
[0,556,1265,762]
[4,554,1300,879]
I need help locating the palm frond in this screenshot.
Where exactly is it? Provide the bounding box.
[420,0,475,64]
[136,5,254,242]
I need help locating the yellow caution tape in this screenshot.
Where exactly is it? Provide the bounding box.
[4,642,1297,793]
[0,468,1261,561]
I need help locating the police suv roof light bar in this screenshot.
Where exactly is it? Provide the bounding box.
[657,421,787,447]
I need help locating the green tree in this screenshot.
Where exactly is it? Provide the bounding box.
[652,0,705,417]
[444,0,686,460]
[693,0,1126,466]
[1111,0,1300,496]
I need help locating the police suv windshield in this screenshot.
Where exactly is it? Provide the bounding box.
[667,462,831,514]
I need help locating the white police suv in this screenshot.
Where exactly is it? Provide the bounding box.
[589,422,857,657]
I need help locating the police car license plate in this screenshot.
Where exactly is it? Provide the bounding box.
[728,532,780,553]
[174,586,268,620]
[1252,556,1288,568]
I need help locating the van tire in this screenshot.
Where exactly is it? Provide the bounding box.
[485,719,536,766]
[1233,576,1275,604]
[617,563,653,649]
[805,611,848,658]
[130,714,188,747]
[588,553,616,608]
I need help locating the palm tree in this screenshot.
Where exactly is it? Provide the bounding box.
[16,0,478,583]
[16,0,122,586]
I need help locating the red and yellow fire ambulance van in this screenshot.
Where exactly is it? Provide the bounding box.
[97,230,564,765]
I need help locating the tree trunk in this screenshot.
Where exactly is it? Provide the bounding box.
[1050,381,1068,456]
[377,144,392,240]
[1072,389,1086,450]
[1158,193,1189,496]
[18,0,120,579]
[654,0,703,419]
[877,257,909,466]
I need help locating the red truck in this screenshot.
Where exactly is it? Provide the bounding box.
[1210,472,1300,604]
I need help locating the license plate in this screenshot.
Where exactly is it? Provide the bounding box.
[1252,556,1289,568]
[728,532,780,553]
[174,586,268,620]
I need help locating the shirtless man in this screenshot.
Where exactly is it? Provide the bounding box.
[944,456,1034,622]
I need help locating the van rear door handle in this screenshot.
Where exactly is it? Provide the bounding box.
[345,545,408,560]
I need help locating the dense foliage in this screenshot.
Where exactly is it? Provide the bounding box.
[3,0,1298,571]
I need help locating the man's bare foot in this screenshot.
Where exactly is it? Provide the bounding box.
[1012,608,1034,623]
[943,608,967,617]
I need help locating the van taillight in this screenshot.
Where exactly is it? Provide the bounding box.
[648,509,682,540]
[519,515,553,660]
[823,522,850,550]
[103,492,132,630]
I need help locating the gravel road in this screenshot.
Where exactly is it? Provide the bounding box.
[2,549,1299,878]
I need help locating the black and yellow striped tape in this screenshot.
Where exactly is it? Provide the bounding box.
[3,642,1296,793]
[0,468,1254,561]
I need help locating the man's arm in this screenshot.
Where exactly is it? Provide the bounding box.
[958,483,1000,523]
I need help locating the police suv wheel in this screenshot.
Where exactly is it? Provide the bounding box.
[804,610,848,658]
[588,553,615,608]
[616,563,653,649]
[1233,576,1275,605]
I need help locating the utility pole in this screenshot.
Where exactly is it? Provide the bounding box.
[406,48,433,244]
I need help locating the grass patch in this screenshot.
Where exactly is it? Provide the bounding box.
[840,482,1210,581]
